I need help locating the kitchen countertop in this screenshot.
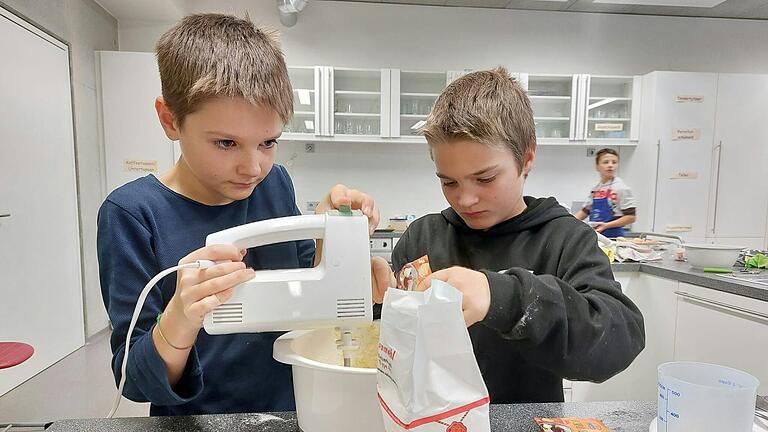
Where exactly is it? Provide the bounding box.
[612,259,768,302]
[46,401,657,431]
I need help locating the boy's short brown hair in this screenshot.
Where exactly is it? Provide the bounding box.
[595,148,619,164]
[422,67,536,169]
[155,13,292,126]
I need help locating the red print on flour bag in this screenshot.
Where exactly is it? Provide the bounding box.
[377,280,491,432]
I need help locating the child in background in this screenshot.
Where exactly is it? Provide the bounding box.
[574,148,637,238]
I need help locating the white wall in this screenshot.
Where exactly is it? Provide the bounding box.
[1,0,118,337]
[276,141,600,222]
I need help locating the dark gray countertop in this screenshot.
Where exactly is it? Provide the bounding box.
[46,401,657,432]
[612,259,768,302]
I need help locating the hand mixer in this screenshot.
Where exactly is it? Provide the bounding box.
[108,207,373,417]
[202,207,373,366]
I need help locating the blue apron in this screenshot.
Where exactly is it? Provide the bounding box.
[590,196,625,238]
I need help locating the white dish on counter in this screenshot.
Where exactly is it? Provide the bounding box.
[649,416,768,431]
[685,243,744,269]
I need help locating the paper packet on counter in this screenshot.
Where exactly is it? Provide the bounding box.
[397,255,431,291]
[534,417,611,432]
[377,280,490,432]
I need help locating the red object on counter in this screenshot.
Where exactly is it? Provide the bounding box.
[0,342,34,369]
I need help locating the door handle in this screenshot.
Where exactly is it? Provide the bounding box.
[711,140,723,234]
[676,291,768,321]
[0,214,10,218]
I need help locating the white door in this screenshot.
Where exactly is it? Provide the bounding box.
[0,8,84,396]
[709,74,768,247]
[99,51,176,193]
[647,72,719,243]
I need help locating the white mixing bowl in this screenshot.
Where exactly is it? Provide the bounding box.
[685,243,744,269]
[273,327,385,432]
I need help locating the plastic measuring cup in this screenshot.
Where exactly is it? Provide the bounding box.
[657,361,760,431]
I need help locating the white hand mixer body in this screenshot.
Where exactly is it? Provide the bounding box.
[203,209,373,335]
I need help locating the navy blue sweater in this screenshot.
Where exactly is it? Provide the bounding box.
[97,166,315,415]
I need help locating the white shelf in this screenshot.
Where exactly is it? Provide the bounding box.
[529,96,571,100]
[588,118,631,121]
[335,90,380,96]
[534,117,570,121]
[293,89,315,93]
[294,111,315,116]
[278,133,638,147]
[400,114,429,119]
[589,96,630,101]
[401,92,440,98]
[334,112,381,118]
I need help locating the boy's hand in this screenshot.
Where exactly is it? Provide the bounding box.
[415,266,491,327]
[371,256,395,304]
[592,222,608,233]
[165,245,255,338]
[316,184,379,234]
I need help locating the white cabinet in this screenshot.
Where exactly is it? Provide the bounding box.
[638,71,768,247]
[283,68,642,146]
[284,66,320,136]
[580,75,641,143]
[571,273,677,402]
[707,74,768,248]
[391,70,445,139]
[674,282,768,395]
[527,74,577,144]
[0,7,84,396]
[635,71,719,241]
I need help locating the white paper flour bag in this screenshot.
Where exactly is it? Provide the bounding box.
[377,280,490,432]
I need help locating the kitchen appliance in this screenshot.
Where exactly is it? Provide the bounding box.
[203,209,373,334]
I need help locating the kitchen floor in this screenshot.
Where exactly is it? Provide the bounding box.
[0,330,149,425]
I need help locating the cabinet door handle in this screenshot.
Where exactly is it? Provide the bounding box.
[0,213,10,218]
[675,291,768,320]
[711,141,723,234]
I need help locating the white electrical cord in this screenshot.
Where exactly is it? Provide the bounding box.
[107,259,220,418]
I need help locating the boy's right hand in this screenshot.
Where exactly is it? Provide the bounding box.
[164,245,255,337]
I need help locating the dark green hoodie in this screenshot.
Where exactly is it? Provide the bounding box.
[391,196,645,403]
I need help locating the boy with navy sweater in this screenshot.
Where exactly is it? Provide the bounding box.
[97,14,388,415]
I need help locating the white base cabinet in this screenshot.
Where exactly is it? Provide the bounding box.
[673,282,768,395]
[572,273,677,402]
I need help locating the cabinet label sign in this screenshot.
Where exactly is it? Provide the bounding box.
[676,95,704,103]
[672,128,700,141]
[595,123,624,132]
[670,171,699,180]
[124,159,158,173]
[666,224,693,233]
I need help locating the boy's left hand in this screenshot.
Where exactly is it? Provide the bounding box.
[416,266,491,327]
[316,184,379,234]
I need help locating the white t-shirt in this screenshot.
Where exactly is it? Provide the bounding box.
[584,176,636,218]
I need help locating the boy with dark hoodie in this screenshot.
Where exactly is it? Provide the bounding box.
[386,67,645,404]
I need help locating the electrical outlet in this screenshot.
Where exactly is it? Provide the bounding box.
[586,147,596,157]
[305,142,315,153]
[306,201,319,212]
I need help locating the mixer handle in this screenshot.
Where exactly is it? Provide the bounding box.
[206,214,327,249]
